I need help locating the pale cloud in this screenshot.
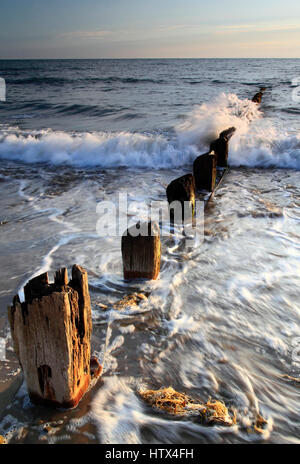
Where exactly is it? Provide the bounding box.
[61,21,300,44]
[60,23,213,43]
[61,30,113,39]
[237,39,300,48]
[215,22,300,35]
[220,24,256,30]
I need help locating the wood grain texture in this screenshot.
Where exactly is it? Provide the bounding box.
[122,221,161,280]
[8,265,101,409]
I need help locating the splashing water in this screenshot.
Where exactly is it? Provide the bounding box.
[0,92,300,169]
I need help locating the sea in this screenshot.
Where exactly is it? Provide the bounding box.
[0,59,299,444]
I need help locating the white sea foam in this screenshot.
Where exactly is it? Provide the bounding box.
[0,129,197,169]
[178,92,300,169]
[177,92,262,147]
[90,376,225,444]
[0,93,299,169]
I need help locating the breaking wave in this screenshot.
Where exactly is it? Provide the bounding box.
[0,93,299,169]
[0,128,197,168]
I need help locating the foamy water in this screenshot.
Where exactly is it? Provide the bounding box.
[0,89,300,170]
[0,93,300,169]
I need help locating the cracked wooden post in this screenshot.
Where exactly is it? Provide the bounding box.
[7,265,102,409]
[122,221,161,280]
[210,127,236,167]
[166,173,195,222]
[193,152,217,191]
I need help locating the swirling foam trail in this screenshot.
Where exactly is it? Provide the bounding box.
[0,93,299,169]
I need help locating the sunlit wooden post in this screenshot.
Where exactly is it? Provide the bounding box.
[122,221,161,280]
[210,127,236,167]
[8,265,102,409]
[193,152,217,191]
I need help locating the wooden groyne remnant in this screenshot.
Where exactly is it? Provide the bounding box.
[121,89,265,280]
[122,221,161,280]
[166,173,195,222]
[166,126,236,217]
[210,127,236,168]
[193,152,217,192]
[8,265,102,409]
[252,87,266,104]
[166,88,265,211]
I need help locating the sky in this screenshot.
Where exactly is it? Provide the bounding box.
[0,0,300,58]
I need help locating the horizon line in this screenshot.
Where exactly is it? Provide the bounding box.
[0,57,299,60]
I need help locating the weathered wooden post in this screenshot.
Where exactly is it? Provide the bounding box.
[8,265,102,409]
[122,221,161,280]
[252,87,266,104]
[193,152,217,191]
[166,173,196,222]
[210,127,236,167]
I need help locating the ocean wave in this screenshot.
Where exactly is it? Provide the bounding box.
[0,93,299,169]
[211,79,227,84]
[114,112,146,121]
[280,107,300,115]
[187,81,205,85]
[230,130,300,169]
[9,76,166,86]
[97,77,166,84]
[10,77,73,86]
[0,129,198,168]
[241,82,269,87]
[5,101,127,118]
[176,92,262,146]
[176,93,300,170]
[55,103,124,117]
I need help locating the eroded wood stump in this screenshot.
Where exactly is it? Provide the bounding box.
[210,127,236,167]
[252,92,262,104]
[252,88,266,104]
[166,174,195,222]
[193,152,217,191]
[8,265,102,409]
[122,221,161,280]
